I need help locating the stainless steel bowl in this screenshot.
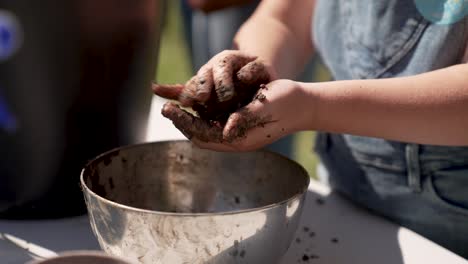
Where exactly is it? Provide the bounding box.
[80,141,309,264]
[27,251,134,264]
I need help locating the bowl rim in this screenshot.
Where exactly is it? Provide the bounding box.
[26,250,135,264]
[80,140,310,217]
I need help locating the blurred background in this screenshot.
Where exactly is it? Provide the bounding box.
[0,0,330,219]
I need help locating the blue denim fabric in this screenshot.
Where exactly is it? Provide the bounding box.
[313,0,468,258]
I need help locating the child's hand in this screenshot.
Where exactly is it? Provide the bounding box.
[161,79,308,152]
[152,50,274,107]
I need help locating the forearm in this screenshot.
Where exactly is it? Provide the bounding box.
[300,64,468,146]
[233,0,315,79]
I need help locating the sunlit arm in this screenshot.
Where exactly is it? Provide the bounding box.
[299,64,468,146]
[233,0,316,79]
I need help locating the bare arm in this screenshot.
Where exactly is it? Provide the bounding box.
[301,64,468,146]
[234,0,316,79]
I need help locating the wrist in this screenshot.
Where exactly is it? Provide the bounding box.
[296,81,325,132]
[283,81,319,132]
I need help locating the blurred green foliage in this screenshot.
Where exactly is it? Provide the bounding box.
[155,1,192,84]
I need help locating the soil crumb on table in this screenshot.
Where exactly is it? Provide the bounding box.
[316,198,325,205]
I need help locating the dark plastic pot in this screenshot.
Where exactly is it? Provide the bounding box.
[0,0,164,219]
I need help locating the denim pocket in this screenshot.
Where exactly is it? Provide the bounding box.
[342,0,429,79]
[343,135,406,172]
[427,166,468,216]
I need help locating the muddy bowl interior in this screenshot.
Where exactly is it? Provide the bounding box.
[80,141,309,264]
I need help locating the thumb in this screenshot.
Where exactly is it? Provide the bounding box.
[223,101,274,142]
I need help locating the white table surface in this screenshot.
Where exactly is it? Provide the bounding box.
[1,96,466,264]
[1,180,466,264]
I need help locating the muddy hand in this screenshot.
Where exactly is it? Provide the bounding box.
[152,50,273,106]
[160,100,272,145]
[161,102,224,142]
[162,80,303,152]
[193,80,306,152]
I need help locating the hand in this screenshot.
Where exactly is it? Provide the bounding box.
[153,50,276,123]
[160,79,308,152]
[152,50,275,106]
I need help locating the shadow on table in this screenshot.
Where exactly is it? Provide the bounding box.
[0,191,405,264]
[0,233,41,264]
[197,185,405,264]
[279,188,405,264]
[0,216,100,264]
[199,181,405,264]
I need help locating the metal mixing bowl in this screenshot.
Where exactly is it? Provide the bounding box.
[80,141,309,264]
[27,251,134,264]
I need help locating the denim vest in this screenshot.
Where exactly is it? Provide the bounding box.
[313,0,468,258]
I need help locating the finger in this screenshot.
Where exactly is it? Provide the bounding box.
[194,124,279,152]
[178,76,199,107]
[191,138,239,152]
[195,64,214,103]
[223,111,244,141]
[213,53,256,102]
[161,102,224,143]
[222,103,274,143]
[152,83,184,100]
[236,60,271,86]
